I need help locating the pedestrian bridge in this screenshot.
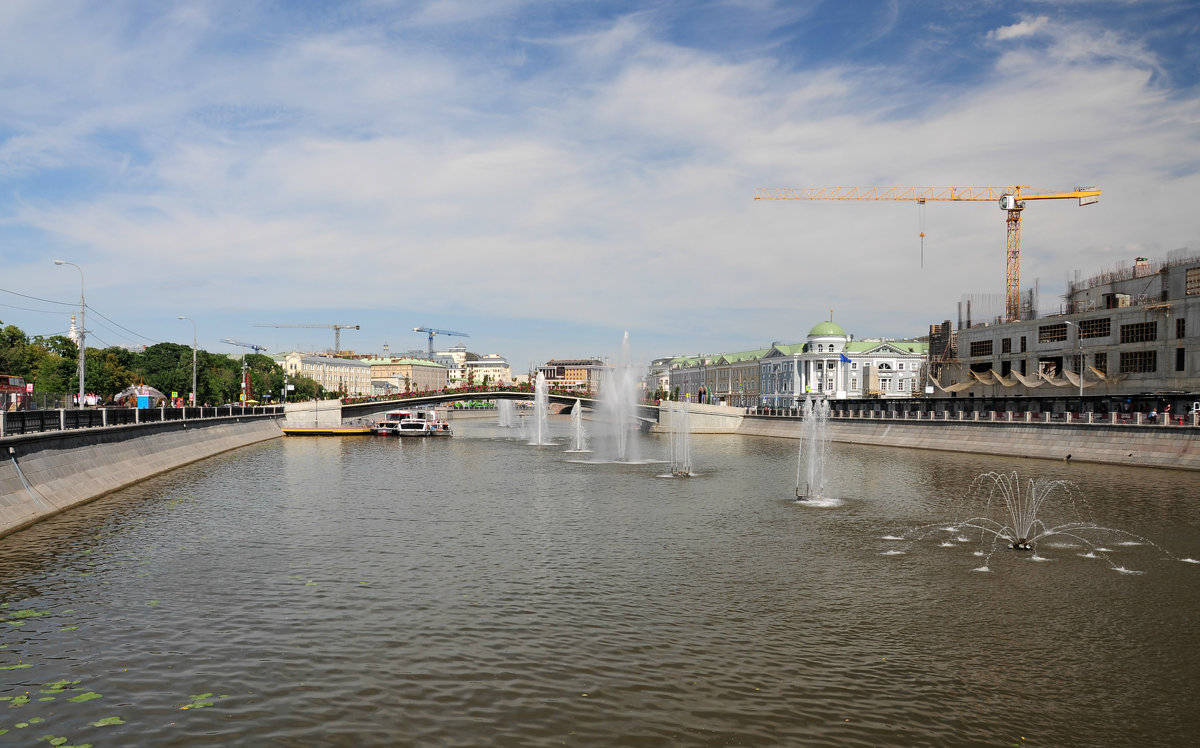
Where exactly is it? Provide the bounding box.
[284,391,661,428]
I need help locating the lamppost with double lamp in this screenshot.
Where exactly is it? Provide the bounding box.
[54,260,85,409]
[1064,321,1084,401]
[177,316,198,408]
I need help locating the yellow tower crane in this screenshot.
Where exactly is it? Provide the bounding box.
[754,185,1101,322]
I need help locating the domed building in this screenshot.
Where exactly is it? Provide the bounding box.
[663,315,928,407]
[757,317,928,405]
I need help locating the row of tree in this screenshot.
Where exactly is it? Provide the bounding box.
[0,321,324,406]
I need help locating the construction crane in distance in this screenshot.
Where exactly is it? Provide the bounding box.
[252,323,360,354]
[413,327,469,356]
[221,338,268,403]
[754,185,1101,322]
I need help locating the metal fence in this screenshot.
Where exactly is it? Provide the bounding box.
[0,405,284,437]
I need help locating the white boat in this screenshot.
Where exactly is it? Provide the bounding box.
[372,409,452,437]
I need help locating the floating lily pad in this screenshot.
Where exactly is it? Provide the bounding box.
[42,679,81,693]
[68,691,102,703]
[88,717,124,727]
[1,663,33,671]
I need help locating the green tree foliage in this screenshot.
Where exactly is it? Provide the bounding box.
[0,321,298,405]
[0,324,30,374]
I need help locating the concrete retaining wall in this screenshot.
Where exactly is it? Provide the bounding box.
[737,416,1200,471]
[0,417,283,539]
[652,402,745,434]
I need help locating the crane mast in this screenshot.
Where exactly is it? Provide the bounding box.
[221,338,267,403]
[755,185,1101,322]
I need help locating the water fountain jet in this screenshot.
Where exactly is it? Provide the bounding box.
[795,396,830,501]
[668,400,693,477]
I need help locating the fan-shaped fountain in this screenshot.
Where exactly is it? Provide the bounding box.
[888,471,1184,573]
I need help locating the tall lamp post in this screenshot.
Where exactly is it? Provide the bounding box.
[177,316,198,408]
[54,260,85,409]
[1065,321,1084,401]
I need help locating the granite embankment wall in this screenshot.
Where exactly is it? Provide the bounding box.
[0,416,283,539]
[738,416,1200,471]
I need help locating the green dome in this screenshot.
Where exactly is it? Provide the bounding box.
[807,321,847,339]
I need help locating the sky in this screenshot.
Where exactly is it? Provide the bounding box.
[1,0,1198,372]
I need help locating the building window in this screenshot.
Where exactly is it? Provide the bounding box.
[1119,321,1157,344]
[851,378,858,389]
[1177,347,1185,372]
[1092,352,1107,374]
[1119,350,1157,373]
[969,340,993,357]
[898,362,905,370]
[1079,318,1111,338]
[851,362,858,370]
[1177,318,1186,338]
[1020,336,1027,353]
[1001,337,1012,353]
[1187,267,1200,295]
[1039,323,1067,343]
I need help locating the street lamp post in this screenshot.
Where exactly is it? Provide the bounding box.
[54,260,85,409]
[177,316,197,408]
[1065,321,1084,402]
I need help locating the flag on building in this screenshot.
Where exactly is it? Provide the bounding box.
[840,353,851,363]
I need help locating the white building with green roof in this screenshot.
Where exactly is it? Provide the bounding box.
[665,319,928,407]
[759,321,928,405]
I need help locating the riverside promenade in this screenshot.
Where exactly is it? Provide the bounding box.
[655,401,1200,472]
[0,409,283,538]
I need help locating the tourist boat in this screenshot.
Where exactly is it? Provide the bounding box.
[372,409,452,437]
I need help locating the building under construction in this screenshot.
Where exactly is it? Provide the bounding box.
[928,249,1200,403]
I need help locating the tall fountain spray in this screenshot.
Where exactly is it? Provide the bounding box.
[796,395,831,501]
[669,400,693,476]
[597,332,640,462]
[530,371,551,445]
[566,399,588,452]
[498,399,515,428]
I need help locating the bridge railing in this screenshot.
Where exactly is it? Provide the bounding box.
[0,405,284,437]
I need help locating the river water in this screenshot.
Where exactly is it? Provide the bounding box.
[1,415,1198,746]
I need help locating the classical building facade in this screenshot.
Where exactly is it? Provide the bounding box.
[758,322,927,405]
[538,359,604,391]
[930,252,1200,398]
[462,354,512,386]
[664,321,927,407]
[361,357,449,393]
[279,353,373,396]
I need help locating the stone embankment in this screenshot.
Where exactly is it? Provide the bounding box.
[0,416,282,539]
[738,416,1200,471]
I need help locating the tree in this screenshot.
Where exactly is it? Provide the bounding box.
[138,342,194,397]
[0,324,30,376]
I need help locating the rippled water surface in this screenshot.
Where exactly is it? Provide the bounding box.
[2,416,1198,746]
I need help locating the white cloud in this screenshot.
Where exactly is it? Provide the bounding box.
[988,15,1050,41]
[1,3,1197,367]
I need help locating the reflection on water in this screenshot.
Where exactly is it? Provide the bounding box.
[1,417,1198,746]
